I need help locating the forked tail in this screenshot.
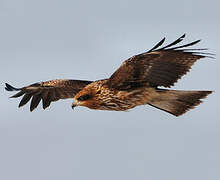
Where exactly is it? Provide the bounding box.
[148,89,212,116]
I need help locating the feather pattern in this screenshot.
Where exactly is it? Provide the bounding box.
[5,79,92,111]
[108,34,213,90]
[5,34,212,116]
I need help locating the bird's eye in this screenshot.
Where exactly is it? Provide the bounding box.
[77,94,91,101]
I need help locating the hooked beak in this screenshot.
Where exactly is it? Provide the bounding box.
[71,101,79,109]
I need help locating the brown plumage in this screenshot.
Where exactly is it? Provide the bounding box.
[5,34,213,116]
[5,80,92,111]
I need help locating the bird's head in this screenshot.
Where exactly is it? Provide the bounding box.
[72,80,108,110]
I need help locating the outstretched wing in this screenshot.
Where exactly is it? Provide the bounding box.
[5,79,92,111]
[108,34,213,90]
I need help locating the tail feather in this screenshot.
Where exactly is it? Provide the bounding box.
[148,89,212,116]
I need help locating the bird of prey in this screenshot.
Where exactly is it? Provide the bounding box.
[5,34,213,116]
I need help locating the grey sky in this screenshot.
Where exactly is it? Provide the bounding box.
[0,0,219,180]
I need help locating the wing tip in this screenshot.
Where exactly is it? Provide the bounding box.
[30,107,35,112]
[149,34,206,52]
[182,33,186,38]
[147,37,166,52]
[5,83,20,91]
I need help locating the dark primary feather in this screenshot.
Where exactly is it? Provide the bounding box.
[168,40,201,50]
[5,83,20,91]
[108,34,212,90]
[5,79,92,111]
[148,37,166,52]
[152,34,186,51]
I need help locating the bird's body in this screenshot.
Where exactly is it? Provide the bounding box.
[5,34,213,116]
[73,79,155,111]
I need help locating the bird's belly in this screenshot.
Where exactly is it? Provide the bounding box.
[98,87,156,111]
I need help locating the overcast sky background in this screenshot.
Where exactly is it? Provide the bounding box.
[0,0,219,180]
